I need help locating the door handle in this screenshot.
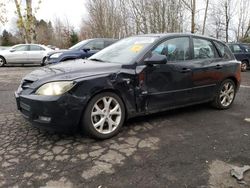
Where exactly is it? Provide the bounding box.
[215,64,223,69]
[180,68,191,73]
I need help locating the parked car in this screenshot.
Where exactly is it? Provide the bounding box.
[15,34,241,139]
[0,44,53,67]
[228,43,250,71]
[45,38,117,64]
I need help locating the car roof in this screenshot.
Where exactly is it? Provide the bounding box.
[136,33,225,44]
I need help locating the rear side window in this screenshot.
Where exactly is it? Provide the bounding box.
[30,45,45,51]
[193,38,217,59]
[104,40,116,47]
[152,37,190,62]
[214,41,233,60]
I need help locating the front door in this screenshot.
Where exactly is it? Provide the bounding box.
[5,45,29,63]
[143,37,193,112]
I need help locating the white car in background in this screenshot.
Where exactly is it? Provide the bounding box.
[0,44,53,67]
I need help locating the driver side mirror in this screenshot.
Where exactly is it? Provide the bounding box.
[144,53,167,65]
[9,49,15,52]
[82,48,90,52]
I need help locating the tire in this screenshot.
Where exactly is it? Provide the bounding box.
[41,57,46,66]
[241,61,248,72]
[0,56,6,67]
[211,79,236,110]
[81,92,125,139]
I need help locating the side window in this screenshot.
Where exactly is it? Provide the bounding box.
[84,40,104,50]
[214,41,233,60]
[231,45,243,53]
[242,45,250,52]
[104,40,116,47]
[193,38,216,59]
[13,45,29,51]
[152,37,190,62]
[30,45,44,51]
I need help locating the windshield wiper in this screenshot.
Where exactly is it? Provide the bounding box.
[89,58,104,62]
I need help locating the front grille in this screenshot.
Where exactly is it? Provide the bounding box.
[21,79,34,89]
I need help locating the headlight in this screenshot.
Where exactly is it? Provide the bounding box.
[50,53,62,58]
[35,81,75,96]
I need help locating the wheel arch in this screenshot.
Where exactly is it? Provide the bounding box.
[224,76,239,90]
[241,59,249,65]
[79,88,128,127]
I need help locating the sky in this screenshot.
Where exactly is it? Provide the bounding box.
[2,0,88,33]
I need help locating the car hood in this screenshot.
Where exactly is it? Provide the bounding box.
[23,59,122,85]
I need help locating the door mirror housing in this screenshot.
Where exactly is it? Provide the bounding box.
[9,49,15,52]
[144,53,167,65]
[82,48,90,52]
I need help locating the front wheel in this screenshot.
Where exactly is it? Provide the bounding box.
[212,79,236,109]
[81,92,125,139]
[241,61,248,72]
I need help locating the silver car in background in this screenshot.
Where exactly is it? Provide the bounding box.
[0,44,53,67]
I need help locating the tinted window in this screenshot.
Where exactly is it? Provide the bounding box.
[152,37,190,61]
[69,40,90,50]
[193,38,217,59]
[84,40,105,50]
[230,44,243,53]
[30,45,44,51]
[242,45,250,52]
[13,45,29,51]
[104,40,116,47]
[214,41,233,59]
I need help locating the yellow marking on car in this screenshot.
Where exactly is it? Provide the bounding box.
[130,44,144,53]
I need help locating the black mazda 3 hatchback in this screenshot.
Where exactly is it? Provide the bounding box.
[15,34,241,139]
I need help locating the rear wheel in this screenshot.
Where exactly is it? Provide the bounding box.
[241,61,248,72]
[41,57,46,66]
[212,79,236,109]
[0,56,6,67]
[81,92,125,139]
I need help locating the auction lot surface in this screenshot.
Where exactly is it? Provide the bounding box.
[0,66,250,188]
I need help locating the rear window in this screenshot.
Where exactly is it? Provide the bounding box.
[214,41,234,60]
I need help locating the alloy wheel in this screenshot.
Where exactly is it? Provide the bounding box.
[91,96,122,134]
[241,62,247,72]
[220,82,235,107]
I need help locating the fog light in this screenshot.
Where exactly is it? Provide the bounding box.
[38,116,51,122]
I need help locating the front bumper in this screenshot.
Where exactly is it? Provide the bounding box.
[15,92,86,132]
[45,58,59,65]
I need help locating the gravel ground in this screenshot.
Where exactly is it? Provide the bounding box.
[0,66,250,188]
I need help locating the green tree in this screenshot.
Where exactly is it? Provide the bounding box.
[1,30,14,46]
[70,30,79,46]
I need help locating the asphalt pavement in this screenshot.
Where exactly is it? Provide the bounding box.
[0,66,250,188]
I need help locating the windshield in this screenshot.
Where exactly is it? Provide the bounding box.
[89,36,158,64]
[69,40,91,50]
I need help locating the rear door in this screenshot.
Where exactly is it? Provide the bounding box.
[190,37,224,102]
[28,45,46,63]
